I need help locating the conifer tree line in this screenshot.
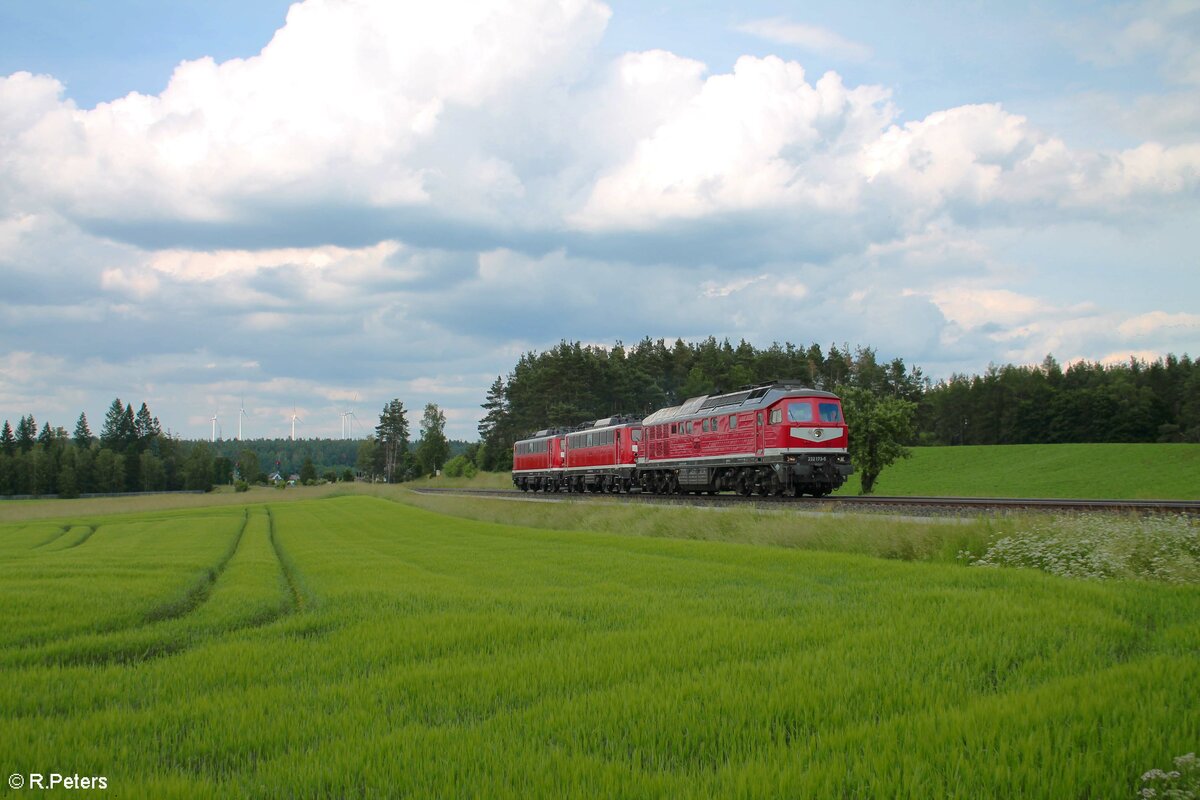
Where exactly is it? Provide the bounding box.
[1,398,219,497]
[474,337,1200,471]
[355,400,456,484]
[1,397,473,497]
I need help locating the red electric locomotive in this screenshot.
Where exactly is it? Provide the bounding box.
[561,416,642,493]
[511,428,566,491]
[638,381,852,496]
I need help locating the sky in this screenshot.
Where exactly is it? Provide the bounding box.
[1,0,1198,441]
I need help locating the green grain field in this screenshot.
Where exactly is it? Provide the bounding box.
[834,442,1200,499]
[2,495,1198,798]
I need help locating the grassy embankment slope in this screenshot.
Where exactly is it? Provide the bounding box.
[834,443,1200,499]
[1,495,1197,797]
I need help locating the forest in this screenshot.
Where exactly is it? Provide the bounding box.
[475,337,1200,469]
[0,396,471,498]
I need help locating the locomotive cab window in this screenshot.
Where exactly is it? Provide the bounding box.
[769,409,782,425]
[788,402,814,423]
[702,419,709,432]
[819,403,842,423]
[632,429,641,441]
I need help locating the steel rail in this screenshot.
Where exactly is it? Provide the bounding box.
[409,487,1200,515]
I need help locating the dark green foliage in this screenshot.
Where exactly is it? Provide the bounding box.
[15,415,36,453]
[134,403,161,440]
[299,457,317,484]
[919,354,1200,445]
[356,438,379,482]
[416,404,449,476]
[183,444,214,492]
[375,400,410,483]
[94,449,124,493]
[140,452,167,492]
[100,398,127,449]
[237,449,262,484]
[212,457,233,486]
[837,385,916,494]
[73,413,93,449]
[56,460,79,499]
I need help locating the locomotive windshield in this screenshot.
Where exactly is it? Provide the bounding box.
[787,401,813,423]
[818,402,842,423]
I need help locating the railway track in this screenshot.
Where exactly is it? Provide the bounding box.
[410,487,1200,516]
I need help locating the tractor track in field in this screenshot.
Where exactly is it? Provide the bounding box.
[10,510,305,669]
[410,488,1200,516]
[266,506,310,612]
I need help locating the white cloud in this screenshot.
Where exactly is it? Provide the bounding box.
[1117,310,1200,338]
[1069,0,1200,86]
[575,56,892,228]
[0,0,610,223]
[737,18,872,62]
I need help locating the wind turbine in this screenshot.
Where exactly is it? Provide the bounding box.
[238,397,248,441]
[342,392,359,439]
[210,411,219,443]
[291,405,303,441]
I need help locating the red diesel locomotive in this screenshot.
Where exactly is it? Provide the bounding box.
[513,381,853,497]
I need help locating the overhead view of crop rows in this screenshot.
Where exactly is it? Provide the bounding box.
[2,494,1197,798]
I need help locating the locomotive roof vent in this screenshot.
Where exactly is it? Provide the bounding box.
[532,427,570,437]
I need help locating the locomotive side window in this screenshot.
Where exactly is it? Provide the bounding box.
[670,424,677,434]
[788,402,814,423]
[702,419,709,432]
[711,417,718,430]
[769,409,782,424]
[729,414,737,429]
[819,403,842,423]
[632,429,641,441]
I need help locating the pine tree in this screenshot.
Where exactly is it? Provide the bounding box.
[15,415,36,453]
[375,400,410,483]
[100,398,125,448]
[37,422,53,446]
[1,420,15,456]
[477,376,510,470]
[135,403,160,441]
[121,404,136,446]
[73,413,93,449]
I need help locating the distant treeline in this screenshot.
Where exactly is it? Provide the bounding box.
[1,399,219,498]
[0,393,475,497]
[475,338,1200,469]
